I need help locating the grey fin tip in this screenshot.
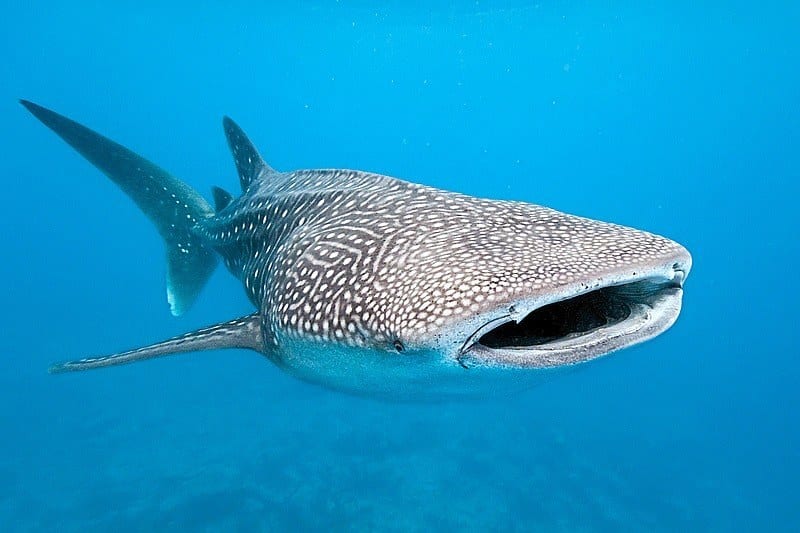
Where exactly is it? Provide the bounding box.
[49,362,77,374]
[20,99,61,125]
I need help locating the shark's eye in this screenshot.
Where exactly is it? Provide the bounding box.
[393,340,405,352]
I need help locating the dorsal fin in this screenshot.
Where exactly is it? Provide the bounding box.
[211,186,233,212]
[222,116,275,191]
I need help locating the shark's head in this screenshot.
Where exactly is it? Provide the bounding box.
[269,180,691,395]
[392,195,691,371]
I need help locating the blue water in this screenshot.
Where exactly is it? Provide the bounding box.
[2,2,798,530]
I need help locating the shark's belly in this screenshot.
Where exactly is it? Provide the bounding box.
[269,338,567,400]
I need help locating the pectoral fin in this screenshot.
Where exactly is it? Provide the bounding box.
[50,314,263,373]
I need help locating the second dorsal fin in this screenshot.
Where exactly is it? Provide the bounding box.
[211,186,233,212]
[222,116,275,191]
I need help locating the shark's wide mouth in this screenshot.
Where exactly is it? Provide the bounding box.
[462,276,684,368]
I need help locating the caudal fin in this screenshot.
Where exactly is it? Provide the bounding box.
[21,100,217,315]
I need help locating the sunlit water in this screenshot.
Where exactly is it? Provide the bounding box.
[1,2,797,531]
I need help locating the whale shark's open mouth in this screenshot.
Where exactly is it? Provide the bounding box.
[461,274,685,368]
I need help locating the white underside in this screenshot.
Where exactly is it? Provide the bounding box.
[271,260,689,399]
[271,337,560,399]
[271,291,682,399]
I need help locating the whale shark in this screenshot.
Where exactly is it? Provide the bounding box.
[22,100,691,396]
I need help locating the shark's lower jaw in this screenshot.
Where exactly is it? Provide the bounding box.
[460,274,686,369]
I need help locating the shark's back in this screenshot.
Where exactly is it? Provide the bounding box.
[199,168,684,361]
[197,169,410,303]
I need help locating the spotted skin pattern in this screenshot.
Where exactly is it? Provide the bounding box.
[198,168,686,358]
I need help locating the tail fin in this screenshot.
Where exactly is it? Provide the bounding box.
[21,100,217,316]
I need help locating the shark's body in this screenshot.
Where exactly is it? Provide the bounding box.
[23,101,691,397]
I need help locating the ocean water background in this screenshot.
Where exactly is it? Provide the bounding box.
[1,1,797,531]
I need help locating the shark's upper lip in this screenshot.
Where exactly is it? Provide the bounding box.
[458,261,688,369]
